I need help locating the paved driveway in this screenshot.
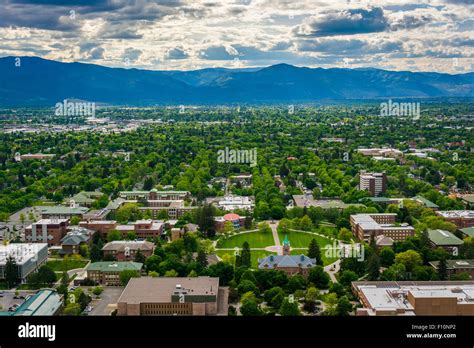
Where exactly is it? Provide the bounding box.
[87,287,124,316]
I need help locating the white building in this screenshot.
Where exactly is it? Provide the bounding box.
[0,243,48,282]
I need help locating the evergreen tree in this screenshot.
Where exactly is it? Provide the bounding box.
[240,242,251,268]
[197,249,208,268]
[5,256,19,288]
[336,295,353,316]
[438,258,448,281]
[367,253,380,281]
[307,238,322,265]
[134,249,146,263]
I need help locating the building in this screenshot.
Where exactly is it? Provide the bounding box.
[214,213,247,232]
[212,195,254,211]
[18,154,55,161]
[119,190,190,201]
[352,281,474,316]
[357,148,403,158]
[359,171,387,196]
[293,195,365,210]
[79,220,117,236]
[0,243,48,282]
[38,206,89,219]
[117,276,228,316]
[374,235,394,248]
[85,261,143,286]
[427,229,463,254]
[430,260,474,279]
[350,214,415,241]
[68,191,104,207]
[82,208,110,221]
[460,227,474,239]
[436,210,474,229]
[0,289,62,316]
[113,190,195,219]
[258,235,316,277]
[60,227,94,256]
[461,194,474,209]
[115,220,164,239]
[413,195,439,210]
[25,219,69,246]
[102,240,154,261]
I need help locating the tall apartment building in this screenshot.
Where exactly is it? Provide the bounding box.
[25,219,69,246]
[117,276,229,316]
[350,213,415,241]
[359,171,387,196]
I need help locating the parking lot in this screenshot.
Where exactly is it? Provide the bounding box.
[86,287,124,316]
[0,290,36,313]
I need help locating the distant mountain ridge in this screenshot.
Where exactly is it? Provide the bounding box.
[0,56,473,106]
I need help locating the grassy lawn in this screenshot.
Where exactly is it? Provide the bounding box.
[278,230,335,249]
[289,249,338,266]
[215,249,276,269]
[216,231,275,249]
[46,259,88,272]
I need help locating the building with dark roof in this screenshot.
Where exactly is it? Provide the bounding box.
[258,235,316,277]
[430,259,474,279]
[60,227,94,255]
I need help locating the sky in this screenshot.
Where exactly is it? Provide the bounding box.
[0,0,473,73]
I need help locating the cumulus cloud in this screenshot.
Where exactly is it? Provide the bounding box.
[292,8,389,37]
[165,46,189,60]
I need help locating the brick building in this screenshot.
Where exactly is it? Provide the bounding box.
[117,276,228,316]
[85,261,143,286]
[350,213,415,241]
[102,240,154,261]
[25,219,69,246]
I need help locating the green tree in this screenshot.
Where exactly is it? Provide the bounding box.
[395,250,423,272]
[307,239,322,265]
[438,258,448,281]
[308,266,330,289]
[134,249,146,263]
[119,270,140,286]
[240,241,251,269]
[279,298,300,316]
[379,247,395,267]
[367,253,380,281]
[196,249,208,268]
[336,295,353,316]
[5,256,19,288]
[107,230,122,242]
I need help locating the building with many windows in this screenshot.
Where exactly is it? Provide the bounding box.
[117,276,228,316]
[436,210,474,229]
[85,261,143,286]
[353,281,474,316]
[102,240,154,261]
[0,243,48,282]
[25,219,69,246]
[350,213,415,241]
[359,171,387,196]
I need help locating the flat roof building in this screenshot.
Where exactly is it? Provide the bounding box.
[38,206,88,219]
[0,243,48,282]
[25,219,69,246]
[359,171,387,197]
[436,210,474,229]
[117,276,228,316]
[353,281,474,316]
[350,213,415,241]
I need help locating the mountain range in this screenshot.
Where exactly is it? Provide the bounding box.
[0,56,473,106]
